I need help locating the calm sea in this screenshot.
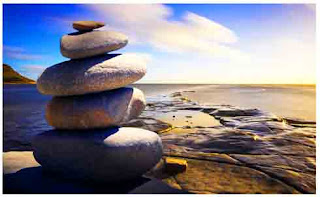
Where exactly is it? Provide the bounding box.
[3,84,315,151]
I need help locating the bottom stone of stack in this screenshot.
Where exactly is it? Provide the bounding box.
[31,127,163,182]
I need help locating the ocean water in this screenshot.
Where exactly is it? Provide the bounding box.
[182,84,316,121]
[3,84,316,151]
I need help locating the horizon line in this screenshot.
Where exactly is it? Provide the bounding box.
[133,83,316,86]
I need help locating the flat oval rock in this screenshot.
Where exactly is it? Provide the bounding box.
[37,54,146,96]
[60,30,128,59]
[46,87,146,129]
[32,127,163,182]
[72,21,105,31]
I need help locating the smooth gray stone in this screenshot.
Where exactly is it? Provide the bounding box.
[60,30,128,59]
[46,87,145,129]
[37,54,147,96]
[32,127,163,183]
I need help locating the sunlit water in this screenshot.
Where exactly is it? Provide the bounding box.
[3,84,315,151]
[182,84,316,121]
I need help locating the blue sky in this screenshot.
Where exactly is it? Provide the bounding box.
[3,4,316,84]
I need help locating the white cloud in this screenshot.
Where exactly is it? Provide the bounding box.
[125,52,153,63]
[87,4,246,60]
[138,37,316,84]
[43,4,313,84]
[4,45,47,60]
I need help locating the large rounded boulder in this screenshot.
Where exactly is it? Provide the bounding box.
[32,127,163,182]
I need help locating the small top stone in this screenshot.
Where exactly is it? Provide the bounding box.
[73,21,105,31]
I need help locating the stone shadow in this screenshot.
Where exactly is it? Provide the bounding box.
[3,166,187,194]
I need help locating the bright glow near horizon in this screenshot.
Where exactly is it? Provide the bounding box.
[3,4,316,84]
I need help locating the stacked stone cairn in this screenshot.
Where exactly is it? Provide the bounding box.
[32,21,163,182]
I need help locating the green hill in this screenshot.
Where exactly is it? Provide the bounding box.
[3,64,35,84]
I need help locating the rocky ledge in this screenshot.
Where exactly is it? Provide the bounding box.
[3,91,316,194]
[124,92,316,194]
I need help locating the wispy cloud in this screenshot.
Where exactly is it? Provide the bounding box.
[87,4,247,60]
[304,4,315,12]
[21,64,46,72]
[3,45,47,60]
[140,37,316,84]
[45,4,314,84]
[45,16,74,25]
[20,64,46,79]
[45,16,76,32]
[3,46,25,53]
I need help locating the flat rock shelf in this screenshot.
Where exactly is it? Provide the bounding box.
[129,92,316,194]
[3,92,316,194]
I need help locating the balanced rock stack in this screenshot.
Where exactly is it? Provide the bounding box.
[32,21,163,182]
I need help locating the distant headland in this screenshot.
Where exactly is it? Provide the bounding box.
[3,64,35,84]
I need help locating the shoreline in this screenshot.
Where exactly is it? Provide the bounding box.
[135,83,316,86]
[4,82,36,85]
[2,83,316,152]
[3,83,315,87]
[174,85,316,122]
[179,91,316,123]
[3,87,316,194]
